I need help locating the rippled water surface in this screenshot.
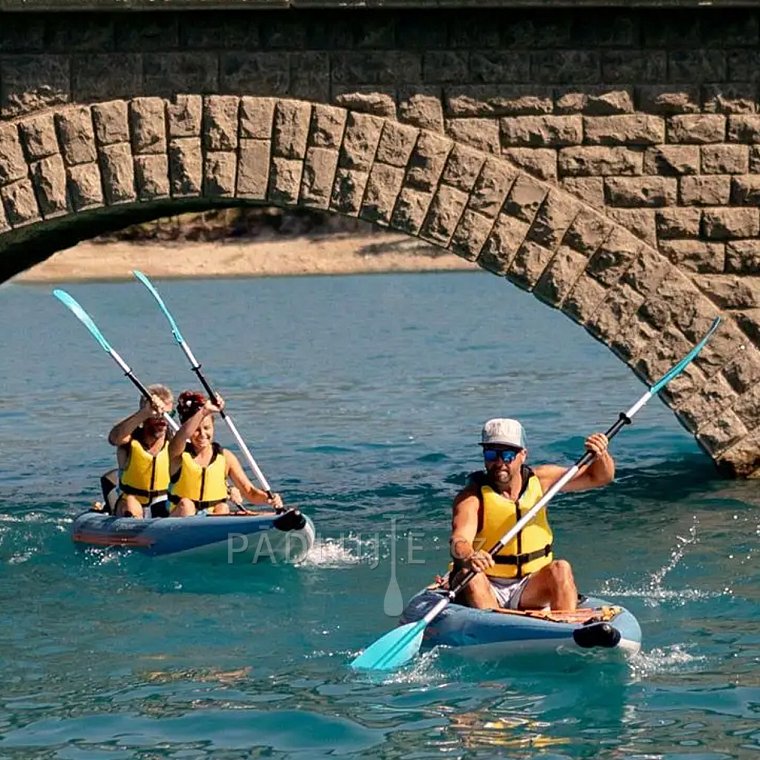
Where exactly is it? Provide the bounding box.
[0,272,757,758]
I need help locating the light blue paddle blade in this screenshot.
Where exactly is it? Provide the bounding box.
[53,289,113,353]
[651,316,721,393]
[350,620,426,672]
[132,270,185,345]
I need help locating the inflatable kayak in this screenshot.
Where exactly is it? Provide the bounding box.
[399,587,641,657]
[71,508,315,563]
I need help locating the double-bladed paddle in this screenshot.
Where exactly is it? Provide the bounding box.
[350,316,722,671]
[131,270,280,507]
[53,289,180,433]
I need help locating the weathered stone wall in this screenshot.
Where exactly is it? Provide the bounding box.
[0,8,757,476]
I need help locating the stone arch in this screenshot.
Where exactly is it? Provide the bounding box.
[0,95,757,477]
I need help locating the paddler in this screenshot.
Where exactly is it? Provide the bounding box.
[449,418,614,612]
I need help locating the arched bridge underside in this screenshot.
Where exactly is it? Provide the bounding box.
[0,8,758,477]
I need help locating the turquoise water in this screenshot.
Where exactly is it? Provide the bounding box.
[0,271,757,758]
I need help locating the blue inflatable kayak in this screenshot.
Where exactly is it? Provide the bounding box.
[71,508,315,563]
[400,587,641,657]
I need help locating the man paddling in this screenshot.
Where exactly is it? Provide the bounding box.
[449,418,614,612]
[107,384,175,519]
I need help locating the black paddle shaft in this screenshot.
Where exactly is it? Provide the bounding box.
[448,412,632,600]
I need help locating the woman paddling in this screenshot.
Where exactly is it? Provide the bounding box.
[168,390,283,517]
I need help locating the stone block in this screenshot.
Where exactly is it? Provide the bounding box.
[166,95,203,139]
[679,175,731,206]
[423,50,468,83]
[561,176,605,207]
[332,87,396,119]
[331,51,421,86]
[0,123,28,185]
[420,183,468,246]
[604,176,677,207]
[470,50,530,84]
[702,208,759,240]
[55,107,97,167]
[637,85,700,115]
[339,112,383,171]
[72,54,141,102]
[731,174,760,204]
[375,121,418,168]
[1,179,39,227]
[67,162,103,211]
[360,162,404,226]
[587,284,645,343]
[667,114,726,144]
[554,86,633,115]
[726,241,760,274]
[643,145,699,176]
[696,411,748,455]
[503,174,548,224]
[694,275,760,309]
[700,144,749,174]
[583,114,664,145]
[559,146,643,176]
[99,143,135,204]
[526,190,580,250]
[291,52,330,102]
[309,105,347,149]
[203,152,237,198]
[499,115,582,147]
[447,85,554,117]
[300,147,339,210]
[440,144,485,193]
[668,50,726,83]
[330,167,368,216]
[449,209,494,261]
[468,156,517,217]
[608,208,657,247]
[478,212,530,270]
[586,226,642,286]
[144,52,218,94]
[723,348,760,395]
[405,131,451,193]
[134,154,169,201]
[19,114,58,161]
[30,155,68,218]
[561,273,609,324]
[203,96,239,152]
[562,207,613,256]
[92,101,129,146]
[534,245,589,305]
[221,52,289,95]
[398,88,444,131]
[506,241,555,290]
[531,50,600,84]
[129,98,166,156]
[236,140,270,201]
[727,115,760,143]
[390,187,432,237]
[601,50,665,82]
[445,118,500,154]
[702,83,757,114]
[239,97,276,141]
[168,138,202,198]
[655,207,702,239]
[660,240,726,273]
[621,244,671,297]
[502,148,557,182]
[268,156,303,206]
[676,375,738,432]
[751,146,760,173]
[272,100,311,160]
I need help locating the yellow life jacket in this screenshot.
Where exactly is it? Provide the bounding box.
[475,468,553,579]
[119,437,170,506]
[169,442,228,509]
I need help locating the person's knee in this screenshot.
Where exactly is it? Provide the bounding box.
[548,559,574,584]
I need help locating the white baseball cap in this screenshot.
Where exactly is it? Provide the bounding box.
[480,418,526,449]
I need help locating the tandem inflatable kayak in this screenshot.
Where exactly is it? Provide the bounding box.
[399,587,641,658]
[71,508,316,563]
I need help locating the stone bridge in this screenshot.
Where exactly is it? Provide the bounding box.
[0,2,757,477]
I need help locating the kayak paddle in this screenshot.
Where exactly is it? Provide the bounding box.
[53,289,179,433]
[131,270,279,506]
[350,316,722,671]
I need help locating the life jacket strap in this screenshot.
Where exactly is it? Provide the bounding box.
[494,544,553,565]
[120,483,168,499]
[169,494,226,510]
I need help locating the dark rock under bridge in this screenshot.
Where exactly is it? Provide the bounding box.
[0,3,757,477]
